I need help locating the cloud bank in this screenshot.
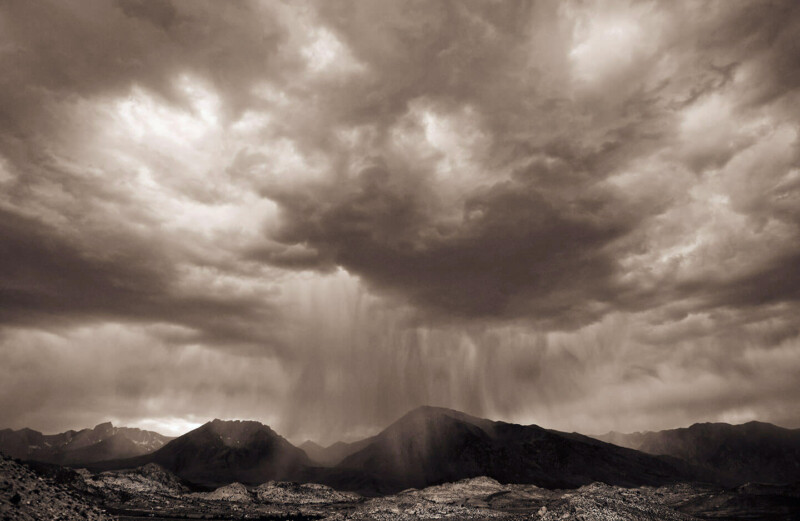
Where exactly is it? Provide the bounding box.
[1,0,799,443]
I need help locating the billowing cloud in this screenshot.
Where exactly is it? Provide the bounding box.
[0,0,799,443]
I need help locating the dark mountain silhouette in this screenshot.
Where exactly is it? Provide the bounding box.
[38,409,800,496]
[326,406,711,494]
[0,422,171,464]
[299,437,375,467]
[92,419,311,488]
[594,421,800,484]
[299,440,327,464]
[59,432,154,465]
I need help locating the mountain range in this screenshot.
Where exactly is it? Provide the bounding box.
[4,408,800,496]
[299,437,374,467]
[593,421,800,485]
[91,407,712,493]
[91,419,311,488]
[326,406,711,493]
[0,422,171,465]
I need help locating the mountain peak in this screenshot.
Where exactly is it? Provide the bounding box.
[335,406,704,493]
[407,405,460,415]
[0,422,169,464]
[93,419,310,487]
[205,419,271,430]
[197,419,280,448]
[401,405,475,421]
[394,406,496,432]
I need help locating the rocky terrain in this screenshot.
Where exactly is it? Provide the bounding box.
[342,479,699,521]
[255,481,361,505]
[12,458,799,521]
[77,462,363,519]
[81,462,190,498]
[0,454,111,521]
[89,473,800,521]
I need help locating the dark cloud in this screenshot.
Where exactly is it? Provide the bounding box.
[257,0,800,328]
[261,160,641,327]
[0,208,282,349]
[1,0,800,442]
[117,0,178,31]
[0,0,289,115]
[0,0,301,350]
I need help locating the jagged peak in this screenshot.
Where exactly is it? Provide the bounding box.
[205,418,272,431]
[209,418,264,425]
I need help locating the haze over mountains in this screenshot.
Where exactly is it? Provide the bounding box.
[3,407,800,501]
[92,419,311,488]
[299,437,375,467]
[593,421,800,485]
[330,407,708,493]
[8,406,788,497]
[0,422,171,465]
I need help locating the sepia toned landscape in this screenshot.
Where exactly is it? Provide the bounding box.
[2,0,800,519]
[3,406,800,520]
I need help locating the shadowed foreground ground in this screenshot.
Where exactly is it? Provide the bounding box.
[3,455,800,521]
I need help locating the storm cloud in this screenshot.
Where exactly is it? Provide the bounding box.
[1,0,799,443]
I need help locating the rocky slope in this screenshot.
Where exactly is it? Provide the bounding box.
[74,462,363,519]
[255,480,361,504]
[0,454,112,521]
[336,478,701,521]
[81,462,190,499]
[26,459,800,521]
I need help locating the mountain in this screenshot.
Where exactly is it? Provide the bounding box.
[93,419,312,487]
[0,422,171,464]
[300,437,375,467]
[593,421,800,484]
[67,409,800,496]
[328,406,710,494]
[299,440,327,464]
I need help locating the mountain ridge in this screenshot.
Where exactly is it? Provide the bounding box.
[592,420,800,484]
[300,436,377,467]
[90,419,312,488]
[0,422,172,465]
[324,405,713,494]
[10,408,800,496]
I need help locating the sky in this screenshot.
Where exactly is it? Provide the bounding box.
[1,0,799,443]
